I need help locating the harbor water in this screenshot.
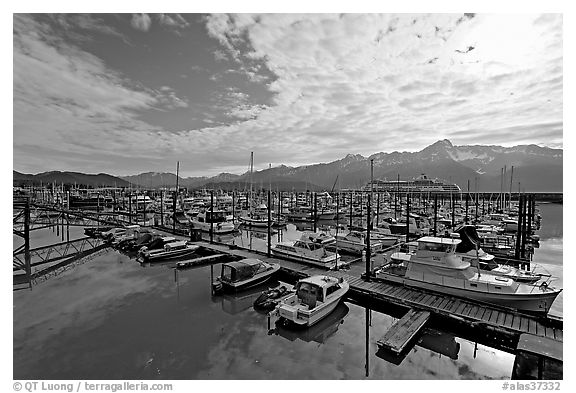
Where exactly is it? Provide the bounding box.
[13,204,562,379]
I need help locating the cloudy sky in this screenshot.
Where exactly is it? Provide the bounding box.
[13,13,563,177]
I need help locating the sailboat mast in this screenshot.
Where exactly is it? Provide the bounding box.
[250,152,253,212]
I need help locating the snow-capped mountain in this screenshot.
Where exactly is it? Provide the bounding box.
[120,140,563,192]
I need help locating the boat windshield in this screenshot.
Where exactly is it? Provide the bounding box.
[297,282,323,303]
[222,265,234,281]
[206,211,227,223]
[418,242,453,253]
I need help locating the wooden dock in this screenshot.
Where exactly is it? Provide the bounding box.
[134,228,563,366]
[197,240,562,343]
[377,309,431,354]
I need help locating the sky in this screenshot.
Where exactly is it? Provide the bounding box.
[13,12,563,177]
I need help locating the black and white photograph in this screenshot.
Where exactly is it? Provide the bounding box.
[10,2,566,386]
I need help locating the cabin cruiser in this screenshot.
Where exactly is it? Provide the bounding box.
[369,227,401,248]
[212,259,280,293]
[189,210,236,234]
[335,231,383,255]
[271,233,341,269]
[273,275,349,327]
[377,236,561,314]
[137,240,199,262]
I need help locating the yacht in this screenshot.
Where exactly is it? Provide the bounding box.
[335,230,383,255]
[189,210,236,234]
[273,275,349,326]
[377,236,561,314]
[271,233,341,269]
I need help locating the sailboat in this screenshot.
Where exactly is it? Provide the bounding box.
[238,152,275,228]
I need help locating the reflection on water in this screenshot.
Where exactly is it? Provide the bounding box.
[14,249,516,380]
[271,303,349,344]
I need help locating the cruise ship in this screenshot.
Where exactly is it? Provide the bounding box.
[363,174,461,194]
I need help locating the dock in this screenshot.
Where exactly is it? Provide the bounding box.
[195,240,562,342]
[377,309,431,354]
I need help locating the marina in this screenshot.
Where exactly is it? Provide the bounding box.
[13,190,563,380]
[12,12,564,384]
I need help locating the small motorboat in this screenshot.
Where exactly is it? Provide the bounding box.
[212,258,280,294]
[253,285,293,312]
[272,275,349,327]
[138,240,199,262]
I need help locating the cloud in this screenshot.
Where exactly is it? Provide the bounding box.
[156,14,190,32]
[131,13,152,31]
[14,13,563,176]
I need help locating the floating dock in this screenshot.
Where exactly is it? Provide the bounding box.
[377,309,431,354]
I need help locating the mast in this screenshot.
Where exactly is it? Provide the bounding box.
[509,165,514,211]
[250,152,253,214]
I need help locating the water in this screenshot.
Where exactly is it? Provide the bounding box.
[13,204,562,379]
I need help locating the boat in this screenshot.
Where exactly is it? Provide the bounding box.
[253,284,293,312]
[335,230,383,255]
[273,275,349,326]
[364,173,461,194]
[271,233,341,268]
[455,226,542,283]
[368,227,400,247]
[138,240,200,262]
[212,258,280,293]
[287,206,314,221]
[377,236,561,314]
[189,210,236,234]
[272,303,349,344]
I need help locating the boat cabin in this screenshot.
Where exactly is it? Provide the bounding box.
[295,276,345,309]
[196,210,228,223]
[221,259,272,283]
[292,239,326,252]
[416,236,460,254]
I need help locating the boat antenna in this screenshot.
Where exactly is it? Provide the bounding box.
[474,242,481,278]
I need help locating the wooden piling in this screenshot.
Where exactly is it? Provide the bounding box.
[267,190,272,257]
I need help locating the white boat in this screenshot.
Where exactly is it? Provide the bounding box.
[287,206,313,221]
[213,259,280,293]
[190,210,236,234]
[271,233,340,269]
[274,275,349,326]
[378,236,561,314]
[335,230,383,255]
[238,213,270,227]
[138,240,200,262]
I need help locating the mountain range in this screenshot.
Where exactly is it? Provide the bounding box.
[13,140,562,192]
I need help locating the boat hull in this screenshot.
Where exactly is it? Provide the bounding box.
[377,273,560,314]
[220,266,280,292]
[271,247,339,268]
[278,289,349,326]
[141,247,199,262]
